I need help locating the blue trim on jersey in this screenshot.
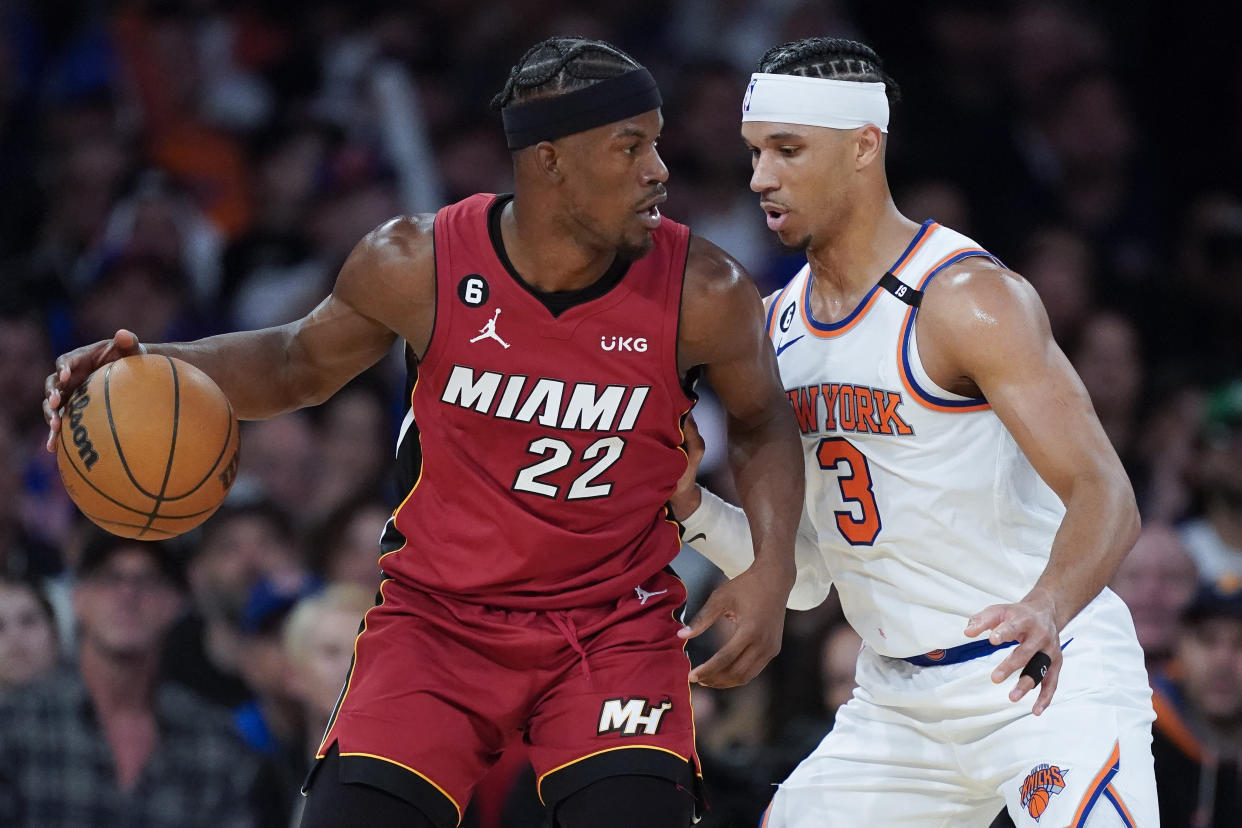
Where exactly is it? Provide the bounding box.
[904,636,1073,667]
[899,250,999,408]
[766,276,802,343]
[892,219,937,272]
[764,291,779,335]
[1072,754,1121,828]
[1102,787,1135,828]
[796,222,935,333]
[902,638,1018,667]
[800,272,881,332]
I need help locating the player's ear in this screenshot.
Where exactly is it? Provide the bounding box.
[855,124,883,171]
[533,141,564,183]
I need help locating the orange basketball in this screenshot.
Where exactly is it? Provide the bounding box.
[1026,787,1050,818]
[56,354,240,540]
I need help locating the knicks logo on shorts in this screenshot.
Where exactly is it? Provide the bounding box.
[1019,763,1069,821]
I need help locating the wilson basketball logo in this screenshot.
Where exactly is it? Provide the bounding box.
[1019,763,1068,820]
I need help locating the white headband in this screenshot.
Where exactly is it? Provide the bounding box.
[741,72,889,133]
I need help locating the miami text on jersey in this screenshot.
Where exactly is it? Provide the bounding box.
[441,364,651,432]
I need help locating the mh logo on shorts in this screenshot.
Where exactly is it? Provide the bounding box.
[597,697,672,736]
[1019,763,1069,821]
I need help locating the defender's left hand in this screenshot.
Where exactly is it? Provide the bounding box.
[964,588,1062,716]
[678,561,792,688]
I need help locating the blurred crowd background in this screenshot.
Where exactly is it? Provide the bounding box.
[1,0,1240,826]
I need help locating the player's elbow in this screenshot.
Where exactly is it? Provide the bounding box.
[1078,461,1140,549]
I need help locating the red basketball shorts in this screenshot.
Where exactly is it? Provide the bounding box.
[306,568,702,827]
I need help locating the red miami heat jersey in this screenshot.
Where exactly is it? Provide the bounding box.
[379,193,695,610]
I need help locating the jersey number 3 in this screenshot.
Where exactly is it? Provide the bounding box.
[816,437,881,545]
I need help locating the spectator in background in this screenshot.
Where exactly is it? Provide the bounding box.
[221,123,333,331]
[281,582,375,827]
[0,572,60,693]
[1180,380,1242,581]
[163,500,307,709]
[305,371,396,520]
[281,582,374,758]
[237,575,322,828]
[1071,309,1144,472]
[0,425,61,579]
[72,253,199,348]
[88,170,226,314]
[232,414,317,528]
[1110,523,1199,673]
[1015,226,1096,349]
[311,495,390,590]
[1150,579,1242,827]
[0,302,73,562]
[1165,194,1242,381]
[1135,379,1205,524]
[0,531,258,827]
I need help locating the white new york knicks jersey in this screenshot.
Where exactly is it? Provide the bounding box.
[765,220,1065,658]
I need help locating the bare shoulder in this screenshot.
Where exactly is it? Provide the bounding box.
[334,214,437,347]
[679,235,766,370]
[918,257,1054,379]
[682,235,760,323]
[919,257,1048,341]
[339,214,436,291]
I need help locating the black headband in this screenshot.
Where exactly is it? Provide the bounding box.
[501,68,663,149]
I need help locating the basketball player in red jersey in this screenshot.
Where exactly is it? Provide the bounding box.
[42,38,804,828]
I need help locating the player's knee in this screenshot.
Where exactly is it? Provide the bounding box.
[554,774,695,828]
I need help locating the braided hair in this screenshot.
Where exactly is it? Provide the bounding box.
[757,37,901,107]
[490,37,642,110]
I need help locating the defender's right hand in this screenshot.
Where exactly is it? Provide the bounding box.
[44,329,144,452]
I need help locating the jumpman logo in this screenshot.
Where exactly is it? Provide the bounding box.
[469,308,510,349]
[634,585,668,605]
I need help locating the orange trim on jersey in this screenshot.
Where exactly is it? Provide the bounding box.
[759,799,775,827]
[536,745,694,804]
[378,379,425,569]
[1151,685,1205,762]
[338,751,463,823]
[316,578,392,759]
[1066,741,1121,828]
[314,578,463,823]
[765,277,802,342]
[1106,782,1136,826]
[667,568,702,784]
[912,247,986,289]
[890,222,940,276]
[896,245,994,413]
[801,284,885,339]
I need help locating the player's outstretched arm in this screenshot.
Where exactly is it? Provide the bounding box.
[673,417,830,610]
[923,260,1140,715]
[673,236,805,688]
[45,216,434,446]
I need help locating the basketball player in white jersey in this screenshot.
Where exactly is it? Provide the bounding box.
[672,38,1157,826]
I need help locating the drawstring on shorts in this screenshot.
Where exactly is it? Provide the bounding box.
[548,611,592,685]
